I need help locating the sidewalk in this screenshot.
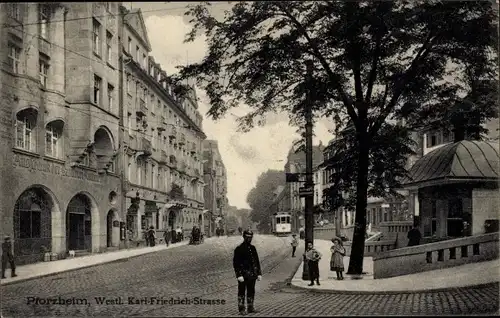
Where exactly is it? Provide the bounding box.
[290,239,500,293]
[0,237,213,286]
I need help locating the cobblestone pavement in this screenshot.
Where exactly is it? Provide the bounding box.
[1,235,498,317]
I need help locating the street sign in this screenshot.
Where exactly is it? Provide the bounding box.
[286,173,300,183]
[299,187,314,197]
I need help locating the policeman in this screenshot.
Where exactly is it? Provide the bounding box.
[2,236,17,279]
[233,230,262,315]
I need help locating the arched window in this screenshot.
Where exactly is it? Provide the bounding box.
[15,109,37,151]
[45,120,63,158]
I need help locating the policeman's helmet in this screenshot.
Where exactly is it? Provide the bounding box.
[243,230,254,237]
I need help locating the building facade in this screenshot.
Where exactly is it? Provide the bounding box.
[282,142,325,233]
[120,7,206,240]
[1,2,124,264]
[203,140,228,236]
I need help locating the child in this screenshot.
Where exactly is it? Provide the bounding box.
[330,238,346,280]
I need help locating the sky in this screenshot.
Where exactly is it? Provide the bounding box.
[127,2,335,209]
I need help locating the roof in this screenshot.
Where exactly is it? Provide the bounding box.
[402,140,499,186]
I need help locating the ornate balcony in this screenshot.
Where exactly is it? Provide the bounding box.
[139,137,152,156]
[160,150,168,165]
[168,126,177,140]
[169,155,177,168]
[136,99,147,117]
[178,134,186,146]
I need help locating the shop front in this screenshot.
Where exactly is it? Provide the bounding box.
[4,151,122,265]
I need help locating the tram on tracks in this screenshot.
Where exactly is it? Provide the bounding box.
[271,212,292,236]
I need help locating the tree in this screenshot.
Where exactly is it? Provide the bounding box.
[172,1,497,274]
[245,170,285,232]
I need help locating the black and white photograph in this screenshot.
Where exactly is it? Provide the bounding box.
[1,1,499,316]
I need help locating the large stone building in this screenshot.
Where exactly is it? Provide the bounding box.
[0,3,209,265]
[120,7,206,240]
[203,140,228,236]
[0,3,123,264]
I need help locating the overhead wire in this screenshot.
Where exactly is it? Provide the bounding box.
[1,3,230,29]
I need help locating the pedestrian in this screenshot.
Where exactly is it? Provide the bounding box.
[304,241,321,286]
[330,238,346,280]
[233,230,262,315]
[175,226,182,242]
[144,229,150,247]
[163,230,170,246]
[290,234,299,257]
[407,225,422,247]
[1,236,17,279]
[148,226,156,247]
[299,227,305,240]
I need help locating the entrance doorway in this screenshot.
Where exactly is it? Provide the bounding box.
[68,213,85,250]
[168,210,176,231]
[67,194,91,251]
[107,210,114,247]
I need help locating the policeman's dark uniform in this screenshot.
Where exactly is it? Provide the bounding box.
[233,230,262,314]
[2,236,16,279]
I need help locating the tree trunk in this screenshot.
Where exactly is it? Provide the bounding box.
[346,135,370,275]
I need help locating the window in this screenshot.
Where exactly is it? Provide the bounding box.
[151,128,156,149]
[128,37,132,53]
[19,208,41,239]
[106,2,111,11]
[136,46,140,61]
[106,31,112,63]
[93,74,102,105]
[137,161,142,185]
[150,65,155,76]
[143,54,147,69]
[92,19,101,55]
[127,114,132,134]
[15,112,36,151]
[107,84,114,110]
[39,58,49,87]
[39,4,50,39]
[126,77,131,94]
[8,3,21,21]
[157,72,161,82]
[127,157,133,181]
[7,43,21,74]
[151,164,155,188]
[143,88,147,104]
[45,121,62,158]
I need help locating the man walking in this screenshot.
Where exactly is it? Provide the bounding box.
[2,236,17,279]
[291,234,299,257]
[233,230,262,315]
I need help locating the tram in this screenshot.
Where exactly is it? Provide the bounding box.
[272,212,292,236]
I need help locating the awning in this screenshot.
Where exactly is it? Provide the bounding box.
[127,203,139,215]
[165,202,188,209]
[402,140,499,187]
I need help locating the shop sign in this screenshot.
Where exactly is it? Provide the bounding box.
[13,153,101,183]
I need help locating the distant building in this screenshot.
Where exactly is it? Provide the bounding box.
[203,140,228,236]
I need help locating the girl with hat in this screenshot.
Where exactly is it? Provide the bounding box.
[330,237,346,280]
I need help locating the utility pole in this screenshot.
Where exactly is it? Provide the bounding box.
[302,60,315,281]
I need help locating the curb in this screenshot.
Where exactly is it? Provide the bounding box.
[285,257,305,286]
[287,279,500,295]
[1,241,190,286]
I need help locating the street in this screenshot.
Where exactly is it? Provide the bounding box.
[1,235,498,317]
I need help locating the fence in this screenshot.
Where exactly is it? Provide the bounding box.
[373,232,499,279]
